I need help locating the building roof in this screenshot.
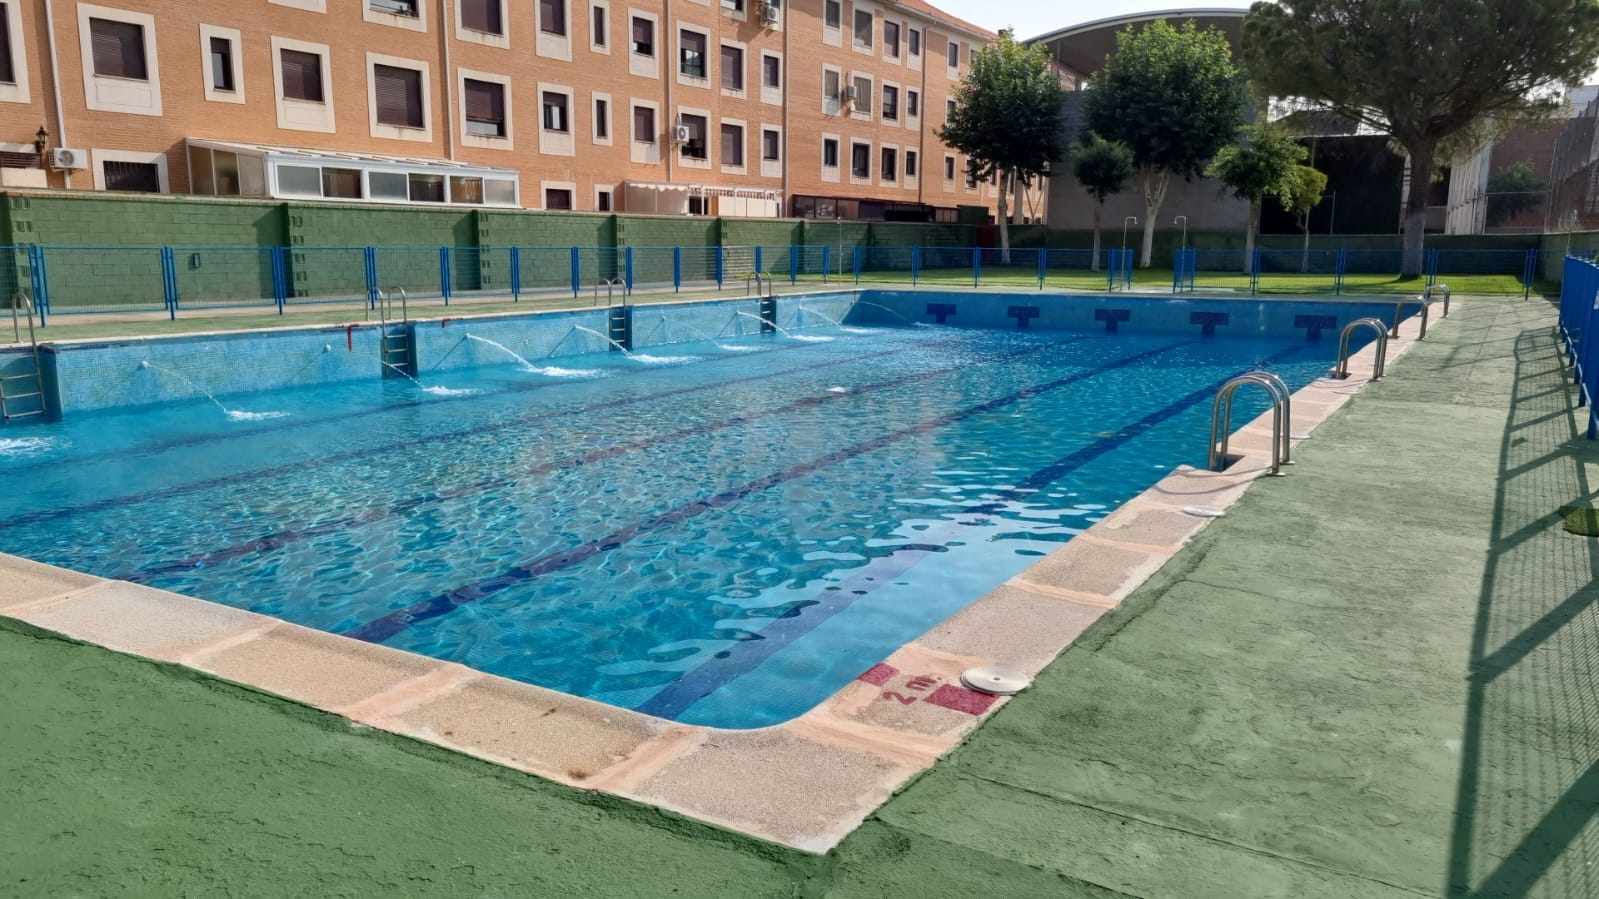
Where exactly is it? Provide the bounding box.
[889,0,998,42]
[1027,8,1246,79]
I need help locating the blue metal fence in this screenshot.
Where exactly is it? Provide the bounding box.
[1560,255,1599,438]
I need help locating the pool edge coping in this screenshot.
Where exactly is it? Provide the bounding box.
[0,304,1431,853]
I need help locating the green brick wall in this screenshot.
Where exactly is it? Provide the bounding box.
[618,214,719,247]
[483,210,614,248]
[722,219,804,247]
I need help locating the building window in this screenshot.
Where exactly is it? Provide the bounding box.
[104,160,160,192]
[908,27,920,57]
[884,21,899,58]
[208,37,234,92]
[688,195,708,215]
[946,98,956,119]
[545,187,573,209]
[0,6,12,86]
[461,0,502,34]
[542,90,569,131]
[464,78,506,136]
[851,142,870,178]
[370,0,419,15]
[944,155,955,180]
[634,104,656,142]
[680,30,706,79]
[722,0,745,11]
[824,0,841,29]
[592,6,606,45]
[721,44,743,90]
[631,16,653,55]
[762,128,780,161]
[882,85,898,121]
[721,122,743,166]
[373,64,423,128]
[90,18,148,80]
[762,54,780,89]
[823,69,840,102]
[822,137,838,168]
[280,49,324,102]
[597,189,612,211]
[907,89,918,117]
[905,149,917,176]
[322,167,361,199]
[851,75,871,114]
[539,0,566,35]
[882,146,897,181]
[966,166,977,189]
[852,9,872,48]
[681,113,707,159]
[594,97,609,138]
[947,40,959,68]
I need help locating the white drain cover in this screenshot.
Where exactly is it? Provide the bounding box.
[961,666,1031,696]
[1182,506,1227,518]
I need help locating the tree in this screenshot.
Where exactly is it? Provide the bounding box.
[1206,124,1306,272]
[1282,164,1329,272]
[1084,20,1245,268]
[1070,134,1136,270]
[1244,0,1599,278]
[939,29,1068,263]
[1485,160,1548,227]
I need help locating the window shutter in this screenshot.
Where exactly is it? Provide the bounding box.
[464,79,503,124]
[0,7,14,84]
[280,50,323,102]
[374,65,423,128]
[461,0,502,33]
[90,18,146,80]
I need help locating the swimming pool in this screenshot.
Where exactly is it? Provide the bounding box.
[0,295,1387,727]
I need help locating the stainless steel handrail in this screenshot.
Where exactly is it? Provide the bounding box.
[1425,283,1451,317]
[10,290,36,347]
[1209,371,1291,476]
[593,278,621,305]
[1333,317,1389,381]
[747,272,767,297]
[1391,296,1430,340]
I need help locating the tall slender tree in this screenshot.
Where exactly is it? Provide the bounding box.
[1283,164,1329,272]
[1207,124,1306,272]
[1244,0,1599,277]
[1070,134,1136,270]
[939,29,1068,263]
[1084,20,1245,268]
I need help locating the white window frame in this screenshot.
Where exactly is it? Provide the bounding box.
[271,36,333,133]
[907,26,921,71]
[905,87,920,129]
[78,4,162,116]
[269,0,325,11]
[629,97,661,164]
[821,64,842,116]
[904,148,918,185]
[0,2,32,104]
[364,0,427,31]
[943,152,956,191]
[677,104,712,170]
[541,180,577,210]
[455,0,510,49]
[719,116,746,173]
[820,132,840,183]
[589,0,610,54]
[851,3,875,54]
[591,90,614,146]
[880,142,898,184]
[594,183,614,211]
[822,0,842,46]
[366,52,432,142]
[759,123,781,179]
[946,37,960,76]
[536,0,572,61]
[628,9,658,77]
[849,71,873,120]
[759,50,782,106]
[849,138,872,184]
[91,147,168,192]
[881,79,900,123]
[881,16,901,63]
[676,22,711,89]
[538,81,576,156]
[719,39,747,98]
[458,67,513,150]
[198,24,243,105]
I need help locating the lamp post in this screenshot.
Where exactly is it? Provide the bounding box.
[1121,216,1138,254]
[32,125,48,165]
[1174,215,1188,254]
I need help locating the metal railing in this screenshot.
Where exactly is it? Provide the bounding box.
[1209,371,1292,476]
[1332,317,1389,380]
[1391,296,1431,340]
[2,290,45,421]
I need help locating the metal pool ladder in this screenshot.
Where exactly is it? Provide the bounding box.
[1332,317,1390,381]
[2,291,45,421]
[1209,371,1292,476]
[376,288,413,377]
[1391,295,1431,340]
[1425,283,1451,317]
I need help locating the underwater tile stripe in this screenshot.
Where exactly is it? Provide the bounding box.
[0,333,980,531]
[118,339,1085,583]
[345,340,1197,645]
[4,329,942,480]
[629,343,1309,719]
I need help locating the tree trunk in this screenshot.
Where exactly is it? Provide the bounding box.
[998,168,1012,265]
[1091,201,1102,271]
[1140,168,1170,268]
[1300,216,1310,273]
[1401,143,1435,279]
[1242,199,1259,274]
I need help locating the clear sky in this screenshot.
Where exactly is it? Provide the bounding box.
[931,0,1254,41]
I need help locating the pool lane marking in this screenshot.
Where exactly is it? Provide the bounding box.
[628,344,1312,720]
[0,324,946,483]
[0,331,982,531]
[116,338,1087,582]
[344,339,1199,645]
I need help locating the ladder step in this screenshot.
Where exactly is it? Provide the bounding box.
[5,391,42,400]
[3,410,44,418]
[0,371,40,380]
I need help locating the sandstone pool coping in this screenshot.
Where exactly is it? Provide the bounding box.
[0,306,1428,852]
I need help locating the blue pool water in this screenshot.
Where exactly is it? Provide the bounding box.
[0,311,1362,727]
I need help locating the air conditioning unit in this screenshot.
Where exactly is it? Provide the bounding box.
[672,125,691,143]
[759,4,780,27]
[843,85,857,103]
[48,147,87,171]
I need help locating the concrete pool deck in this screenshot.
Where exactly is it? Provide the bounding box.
[3,295,1596,895]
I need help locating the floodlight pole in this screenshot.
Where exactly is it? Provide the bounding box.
[1174,215,1188,254]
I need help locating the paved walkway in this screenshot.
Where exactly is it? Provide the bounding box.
[4,297,1596,897]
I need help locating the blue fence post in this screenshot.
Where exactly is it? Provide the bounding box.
[569,246,580,297]
[853,245,862,285]
[269,247,286,314]
[1171,250,1181,294]
[821,245,831,284]
[673,246,682,293]
[159,247,177,320]
[716,246,725,288]
[625,246,635,292]
[1037,247,1046,290]
[27,246,47,327]
[1524,249,1537,300]
[1106,249,1116,292]
[789,245,798,284]
[1334,249,1346,296]
[361,246,378,310]
[1250,248,1261,297]
[1426,248,1439,286]
[754,245,763,279]
[510,246,522,302]
[912,246,921,286]
[437,247,451,305]
[971,247,981,287]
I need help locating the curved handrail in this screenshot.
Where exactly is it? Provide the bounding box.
[1209,371,1291,476]
[1391,296,1431,340]
[1333,317,1389,381]
[1425,283,1451,317]
[11,290,37,346]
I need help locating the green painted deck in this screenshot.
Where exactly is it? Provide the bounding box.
[4,297,1596,897]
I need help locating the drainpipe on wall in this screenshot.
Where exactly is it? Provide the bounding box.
[664,0,674,187]
[781,8,789,218]
[42,0,70,188]
[439,0,457,161]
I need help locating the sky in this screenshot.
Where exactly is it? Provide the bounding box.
[931,0,1253,41]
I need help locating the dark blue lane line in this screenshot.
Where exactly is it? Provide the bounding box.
[631,343,1313,719]
[5,327,864,478]
[345,339,1198,645]
[117,338,1084,583]
[0,332,976,531]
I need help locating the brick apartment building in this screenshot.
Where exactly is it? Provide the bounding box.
[0,0,1043,223]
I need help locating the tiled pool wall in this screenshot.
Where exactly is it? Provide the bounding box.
[3,290,1402,420]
